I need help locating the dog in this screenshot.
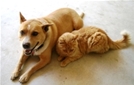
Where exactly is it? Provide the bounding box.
[11,8,84,83]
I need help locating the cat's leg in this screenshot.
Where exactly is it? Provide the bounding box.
[87,32,109,53]
[60,55,83,67]
[60,57,71,67]
[58,56,65,62]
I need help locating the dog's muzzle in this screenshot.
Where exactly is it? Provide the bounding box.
[23,42,39,56]
[23,43,30,49]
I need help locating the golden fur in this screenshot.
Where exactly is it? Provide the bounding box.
[56,26,130,67]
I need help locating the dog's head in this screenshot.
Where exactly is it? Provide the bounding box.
[19,12,52,56]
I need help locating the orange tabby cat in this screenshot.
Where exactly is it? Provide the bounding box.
[56,26,130,67]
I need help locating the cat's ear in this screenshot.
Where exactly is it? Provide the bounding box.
[59,41,64,44]
[59,38,65,44]
[74,35,78,40]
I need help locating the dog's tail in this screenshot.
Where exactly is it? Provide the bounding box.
[109,30,130,50]
[80,12,84,18]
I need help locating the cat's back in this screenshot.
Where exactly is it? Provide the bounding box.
[72,26,106,35]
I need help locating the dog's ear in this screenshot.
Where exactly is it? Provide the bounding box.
[19,12,26,23]
[42,23,53,32]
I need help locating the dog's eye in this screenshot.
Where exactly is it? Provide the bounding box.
[32,32,38,36]
[20,30,25,35]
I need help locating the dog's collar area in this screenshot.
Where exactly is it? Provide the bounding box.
[36,43,44,51]
[35,38,46,52]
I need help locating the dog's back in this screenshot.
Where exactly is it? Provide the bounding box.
[46,8,84,37]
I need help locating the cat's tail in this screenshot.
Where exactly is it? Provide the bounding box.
[109,30,130,49]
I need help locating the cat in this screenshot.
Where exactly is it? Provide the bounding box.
[56,26,130,67]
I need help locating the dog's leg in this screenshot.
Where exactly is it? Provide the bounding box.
[11,53,28,80]
[19,52,51,83]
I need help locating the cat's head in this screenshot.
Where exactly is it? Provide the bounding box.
[57,32,78,56]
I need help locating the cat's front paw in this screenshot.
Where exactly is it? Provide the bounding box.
[58,56,64,61]
[60,62,68,67]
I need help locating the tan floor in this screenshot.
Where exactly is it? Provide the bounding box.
[1,0,134,85]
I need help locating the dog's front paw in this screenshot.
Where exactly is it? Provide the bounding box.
[11,71,20,80]
[19,73,30,83]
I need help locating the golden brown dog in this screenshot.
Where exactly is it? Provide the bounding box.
[11,8,84,83]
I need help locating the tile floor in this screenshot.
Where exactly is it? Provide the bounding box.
[1,0,134,85]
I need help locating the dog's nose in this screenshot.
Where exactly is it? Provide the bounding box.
[23,43,30,49]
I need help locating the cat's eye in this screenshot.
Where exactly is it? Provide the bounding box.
[70,49,74,52]
[63,49,67,52]
[60,42,64,44]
